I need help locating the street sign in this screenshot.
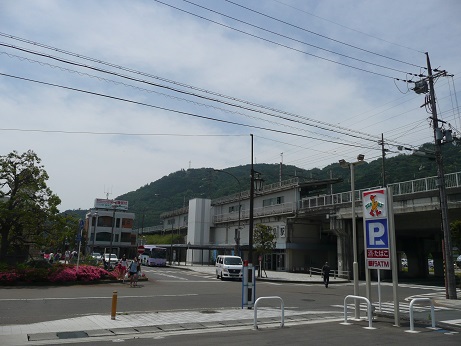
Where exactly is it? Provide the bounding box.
[137,245,145,254]
[362,189,391,270]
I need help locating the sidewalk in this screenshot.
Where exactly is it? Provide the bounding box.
[1,265,460,345]
[171,263,351,284]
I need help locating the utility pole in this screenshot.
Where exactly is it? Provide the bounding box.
[425,52,457,299]
[379,133,386,187]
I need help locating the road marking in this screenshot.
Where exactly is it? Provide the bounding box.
[0,294,198,301]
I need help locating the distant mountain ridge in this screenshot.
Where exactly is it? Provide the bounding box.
[66,142,461,228]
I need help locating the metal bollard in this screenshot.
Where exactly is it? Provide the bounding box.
[111,290,118,320]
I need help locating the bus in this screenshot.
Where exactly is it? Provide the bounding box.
[140,245,167,267]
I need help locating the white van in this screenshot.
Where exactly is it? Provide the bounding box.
[215,255,243,280]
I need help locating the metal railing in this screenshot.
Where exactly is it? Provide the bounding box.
[299,171,461,210]
[304,266,349,279]
[253,296,285,330]
[214,202,295,223]
[341,295,375,329]
[405,298,436,333]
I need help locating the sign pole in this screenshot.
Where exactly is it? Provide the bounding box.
[387,186,400,326]
[363,188,392,321]
[76,219,84,271]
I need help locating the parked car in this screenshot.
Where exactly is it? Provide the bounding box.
[91,252,102,262]
[215,255,243,280]
[428,259,434,269]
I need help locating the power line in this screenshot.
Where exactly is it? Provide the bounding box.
[0,33,431,146]
[0,43,381,143]
[223,0,424,69]
[180,0,422,76]
[270,0,425,54]
[152,0,410,81]
[0,128,247,137]
[0,71,376,149]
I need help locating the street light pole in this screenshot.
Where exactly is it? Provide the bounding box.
[91,211,98,254]
[340,154,365,320]
[249,134,264,264]
[170,220,174,265]
[109,203,117,263]
[249,135,255,264]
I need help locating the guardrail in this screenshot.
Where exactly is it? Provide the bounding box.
[291,266,349,279]
[254,296,285,330]
[341,295,375,329]
[299,171,461,211]
[405,298,437,333]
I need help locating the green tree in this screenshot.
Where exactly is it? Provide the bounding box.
[253,223,276,277]
[0,150,63,261]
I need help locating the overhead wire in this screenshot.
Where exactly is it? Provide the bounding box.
[270,0,425,54]
[0,45,379,145]
[0,71,378,150]
[223,0,424,69]
[179,0,423,76]
[153,0,419,81]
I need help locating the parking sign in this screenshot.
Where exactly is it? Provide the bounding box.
[362,189,391,270]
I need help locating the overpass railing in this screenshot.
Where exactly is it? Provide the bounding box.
[299,171,461,210]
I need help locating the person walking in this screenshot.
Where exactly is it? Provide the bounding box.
[129,257,139,287]
[135,258,141,286]
[118,255,128,283]
[322,262,330,288]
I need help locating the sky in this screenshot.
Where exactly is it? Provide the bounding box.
[1,0,460,212]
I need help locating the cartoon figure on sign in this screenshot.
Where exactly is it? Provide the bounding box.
[369,195,382,217]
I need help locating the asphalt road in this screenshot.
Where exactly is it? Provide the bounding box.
[0,266,459,327]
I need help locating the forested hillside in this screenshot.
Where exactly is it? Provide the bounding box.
[65,142,461,228]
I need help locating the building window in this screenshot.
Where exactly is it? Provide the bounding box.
[99,216,112,227]
[122,218,133,228]
[121,232,131,242]
[97,232,111,242]
[228,205,239,213]
[263,196,284,207]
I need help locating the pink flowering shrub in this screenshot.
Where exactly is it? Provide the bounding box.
[48,267,78,282]
[0,264,116,285]
[0,271,22,285]
[75,265,115,282]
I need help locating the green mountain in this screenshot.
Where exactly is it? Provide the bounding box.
[66,142,461,228]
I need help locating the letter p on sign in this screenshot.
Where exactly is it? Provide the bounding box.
[366,219,389,248]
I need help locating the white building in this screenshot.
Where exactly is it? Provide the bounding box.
[159,177,341,271]
[85,198,136,257]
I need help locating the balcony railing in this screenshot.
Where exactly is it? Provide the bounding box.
[214,202,295,223]
[298,171,461,211]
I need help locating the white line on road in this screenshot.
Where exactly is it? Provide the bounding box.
[0,293,198,301]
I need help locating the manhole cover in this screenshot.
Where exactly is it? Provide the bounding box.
[302,299,315,302]
[201,310,219,314]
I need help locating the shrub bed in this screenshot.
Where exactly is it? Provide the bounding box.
[0,263,117,285]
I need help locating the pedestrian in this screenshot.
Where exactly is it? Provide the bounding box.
[64,250,70,264]
[118,255,128,283]
[135,257,142,286]
[55,251,61,263]
[129,257,139,287]
[322,262,330,288]
[49,251,54,264]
